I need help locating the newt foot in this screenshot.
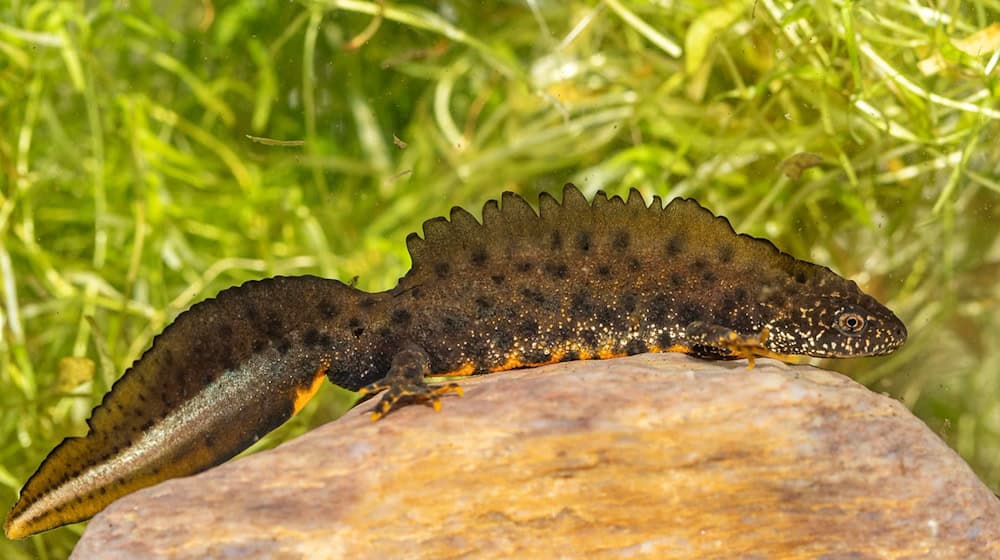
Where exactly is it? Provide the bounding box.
[358,342,464,421]
[684,322,782,368]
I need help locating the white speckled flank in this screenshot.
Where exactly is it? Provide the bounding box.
[7,353,289,538]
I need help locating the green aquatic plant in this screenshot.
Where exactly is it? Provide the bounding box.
[1,1,998,556]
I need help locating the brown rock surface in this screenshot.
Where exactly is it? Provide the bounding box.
[72,354,1000,559]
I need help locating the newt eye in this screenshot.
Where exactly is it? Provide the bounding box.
[836,312,866,335]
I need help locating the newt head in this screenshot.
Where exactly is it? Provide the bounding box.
[763,291,907,358]
[655,196,906,361]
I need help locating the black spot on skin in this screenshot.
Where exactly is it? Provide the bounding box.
[434,262,451,278]
[656,331,673,348]
[621,292,638,313]
[518,319,540,337]
[245,304,260,321]
[670,273,684,287]
[493,330,515,351]
[252,339,267,353]
[217,354,234,376]
[701,269,717,283]
[516,261,533,273]
[666,235,685,257]
[441,315,463,335]
[719,244,735,264]
[597,265,612,278]
[276,339,292,355]
[464,337,492,363]
[765,286,791,305]
[319,300,339,319]
[795,271,807,284]
[734,287,748,302]
[545,262,569,279]
[728,309,756,334]
[303,328,322,347]
[626,339,648,355]
[474,296,492,311]
[571,292,596,318]
[521,287,547,305]
[550,323,574,343]
[348,318,365,338]
[598,305,620,330]
[491,274,505,285]
[523,349,551,364]
[360,296,377,309]
[410,286,423,299]
[562,349,580,362]
[471,247,488,266]
[579,329,599,348]
[648,295,672,323]
[692,258,708,272]
[550,231,563,250]
[204,370,217,385]
[576,231,593,252]
[612,230,630,250]
[679,303,701,325]
[628,258,642,272]
[318,333,334,348]
[719,296,739,316]
[264,316,283,337]
[391,308,412,325]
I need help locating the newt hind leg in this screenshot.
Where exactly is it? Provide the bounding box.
[358,343,463,421]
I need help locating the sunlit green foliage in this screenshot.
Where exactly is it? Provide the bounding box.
[2,0,999,556]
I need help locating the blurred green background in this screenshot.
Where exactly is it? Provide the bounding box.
[2,0,999,556]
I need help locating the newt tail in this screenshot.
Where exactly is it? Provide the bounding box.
[4,277,367,539]
[5,184,906,539]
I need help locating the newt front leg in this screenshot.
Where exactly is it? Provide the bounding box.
[684,322,779,368]
[358,342,464,421]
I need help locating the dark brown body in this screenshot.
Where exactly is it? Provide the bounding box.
[5,185,906,539]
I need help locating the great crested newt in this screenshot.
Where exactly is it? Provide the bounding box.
[4,184,907,539]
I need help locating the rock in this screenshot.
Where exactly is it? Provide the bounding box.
[71,354,1000,559]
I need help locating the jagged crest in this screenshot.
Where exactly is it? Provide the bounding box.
[401,183,786,281]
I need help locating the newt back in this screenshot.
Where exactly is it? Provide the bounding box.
[4,184,906,539]
[394,186,905,372]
